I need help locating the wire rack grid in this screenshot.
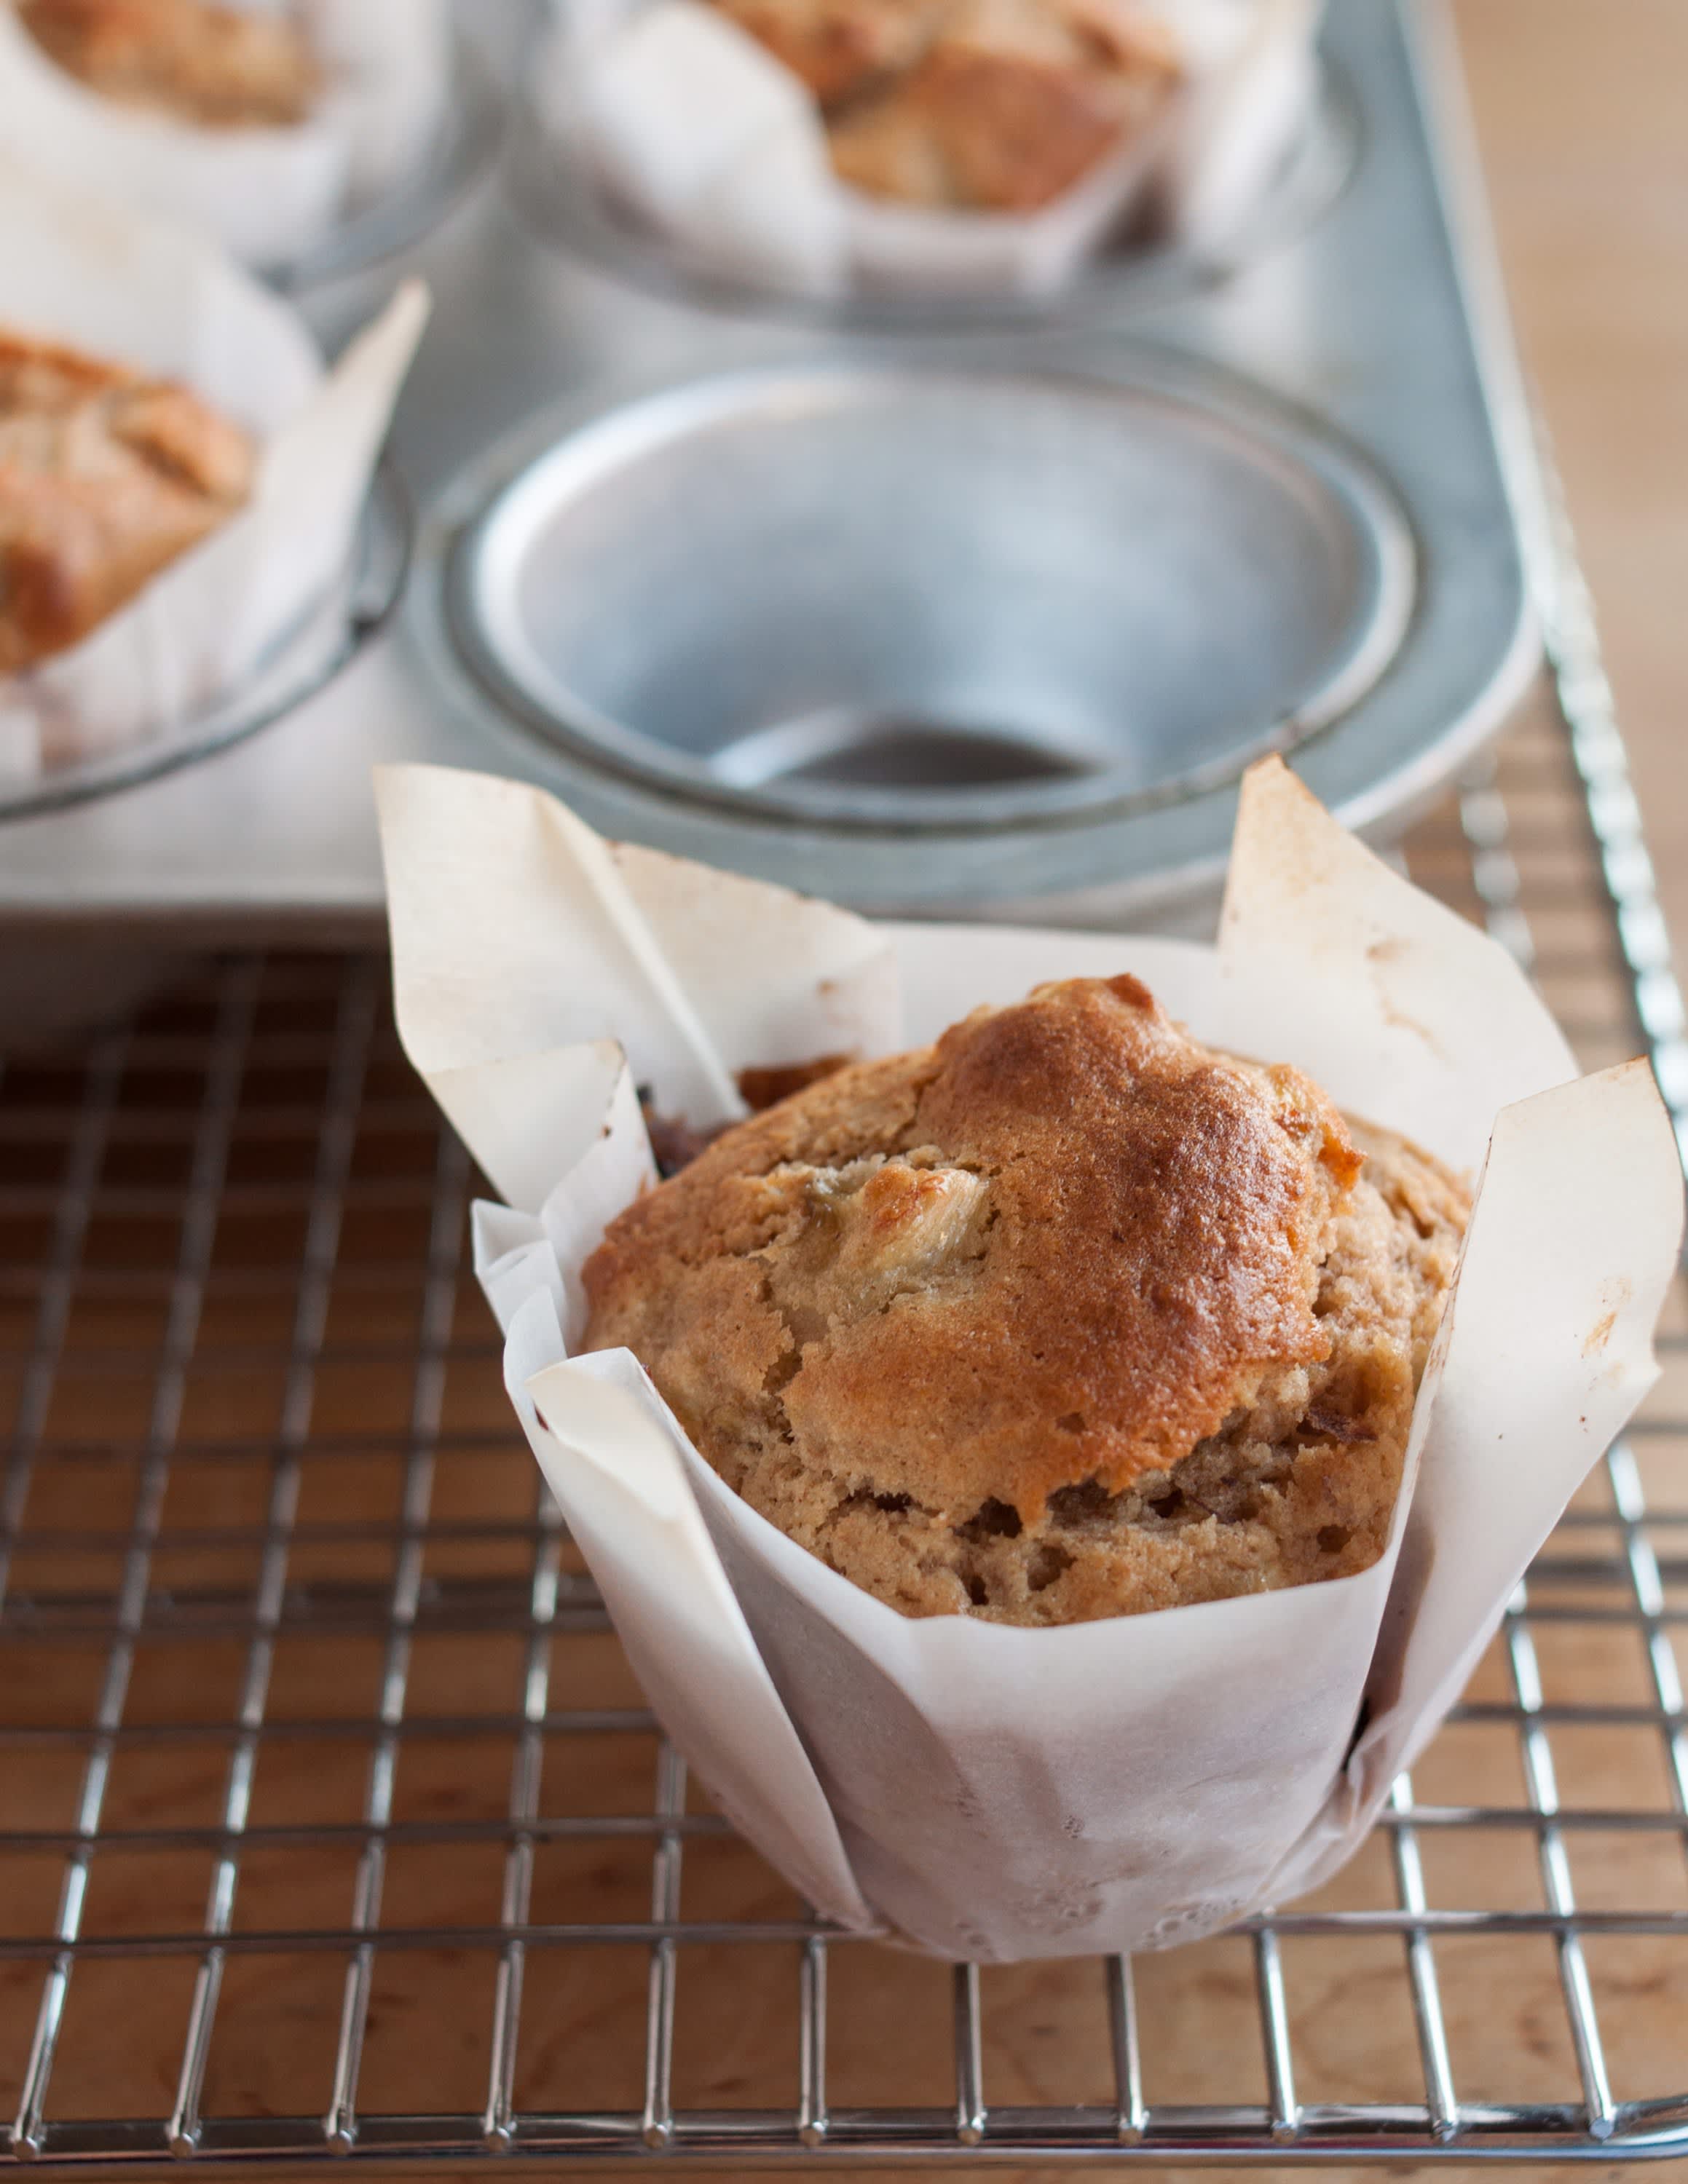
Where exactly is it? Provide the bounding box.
[2,561,1688,2167]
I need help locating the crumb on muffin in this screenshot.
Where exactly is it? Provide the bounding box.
[583,975,1469,1625]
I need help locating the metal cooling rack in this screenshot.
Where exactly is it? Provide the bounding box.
[2,500,1688,2170]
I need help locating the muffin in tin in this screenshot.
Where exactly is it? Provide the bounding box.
[0,326,253,676]
[17,0,320,129]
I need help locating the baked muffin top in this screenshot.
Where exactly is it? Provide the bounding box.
[583,976,1470,1623]
[0,328,254,675]
[709,0,1181,212]
[19,0,320,129]
[832,0,1179,210]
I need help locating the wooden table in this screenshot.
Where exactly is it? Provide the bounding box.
[1457,0,1688,938]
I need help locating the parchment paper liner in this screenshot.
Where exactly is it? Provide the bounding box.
[0,161,427,779]
[537,0,1325,297]
[0,0,449,267]
[376,758,1682,1961]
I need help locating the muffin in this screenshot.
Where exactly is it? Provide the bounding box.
[0,327,254,674]
[17,0,319,127]
[583,973,1469,1626]
[711,0,945,106]
[711,0,1181,211]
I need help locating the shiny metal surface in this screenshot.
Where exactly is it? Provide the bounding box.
[0,0,1537,930]
[447,360,1413,827]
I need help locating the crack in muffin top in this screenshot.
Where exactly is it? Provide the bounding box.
[583,974,1367,1527]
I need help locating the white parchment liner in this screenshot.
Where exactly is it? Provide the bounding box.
[0,0,448,266]
[540,0,1325,298]
[0,161,427,778]
[376,758,1683,1961]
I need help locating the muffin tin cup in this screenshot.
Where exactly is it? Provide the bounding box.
[378,756,1681,1962]
[445,356,1415,832]
[0,0,454,270]
[395,0,1535,934]
[0,167,426,818]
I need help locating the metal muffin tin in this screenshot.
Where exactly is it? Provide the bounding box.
[0,0,1538,930]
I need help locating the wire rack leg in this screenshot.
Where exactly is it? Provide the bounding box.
[1105,1955,1147,2144]
[951,1963,985,2149]
[796,1935,829,2148]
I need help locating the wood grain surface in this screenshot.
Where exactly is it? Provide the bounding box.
[1459,0,1688,935]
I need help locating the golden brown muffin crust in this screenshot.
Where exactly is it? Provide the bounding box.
[582,977,1467,1624]
[820,0,1179,211]
[19,0,319,128]
[703,0,1180,212]
[0,328,254,675]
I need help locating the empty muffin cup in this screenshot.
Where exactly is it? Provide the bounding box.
[449,359,1415,831]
